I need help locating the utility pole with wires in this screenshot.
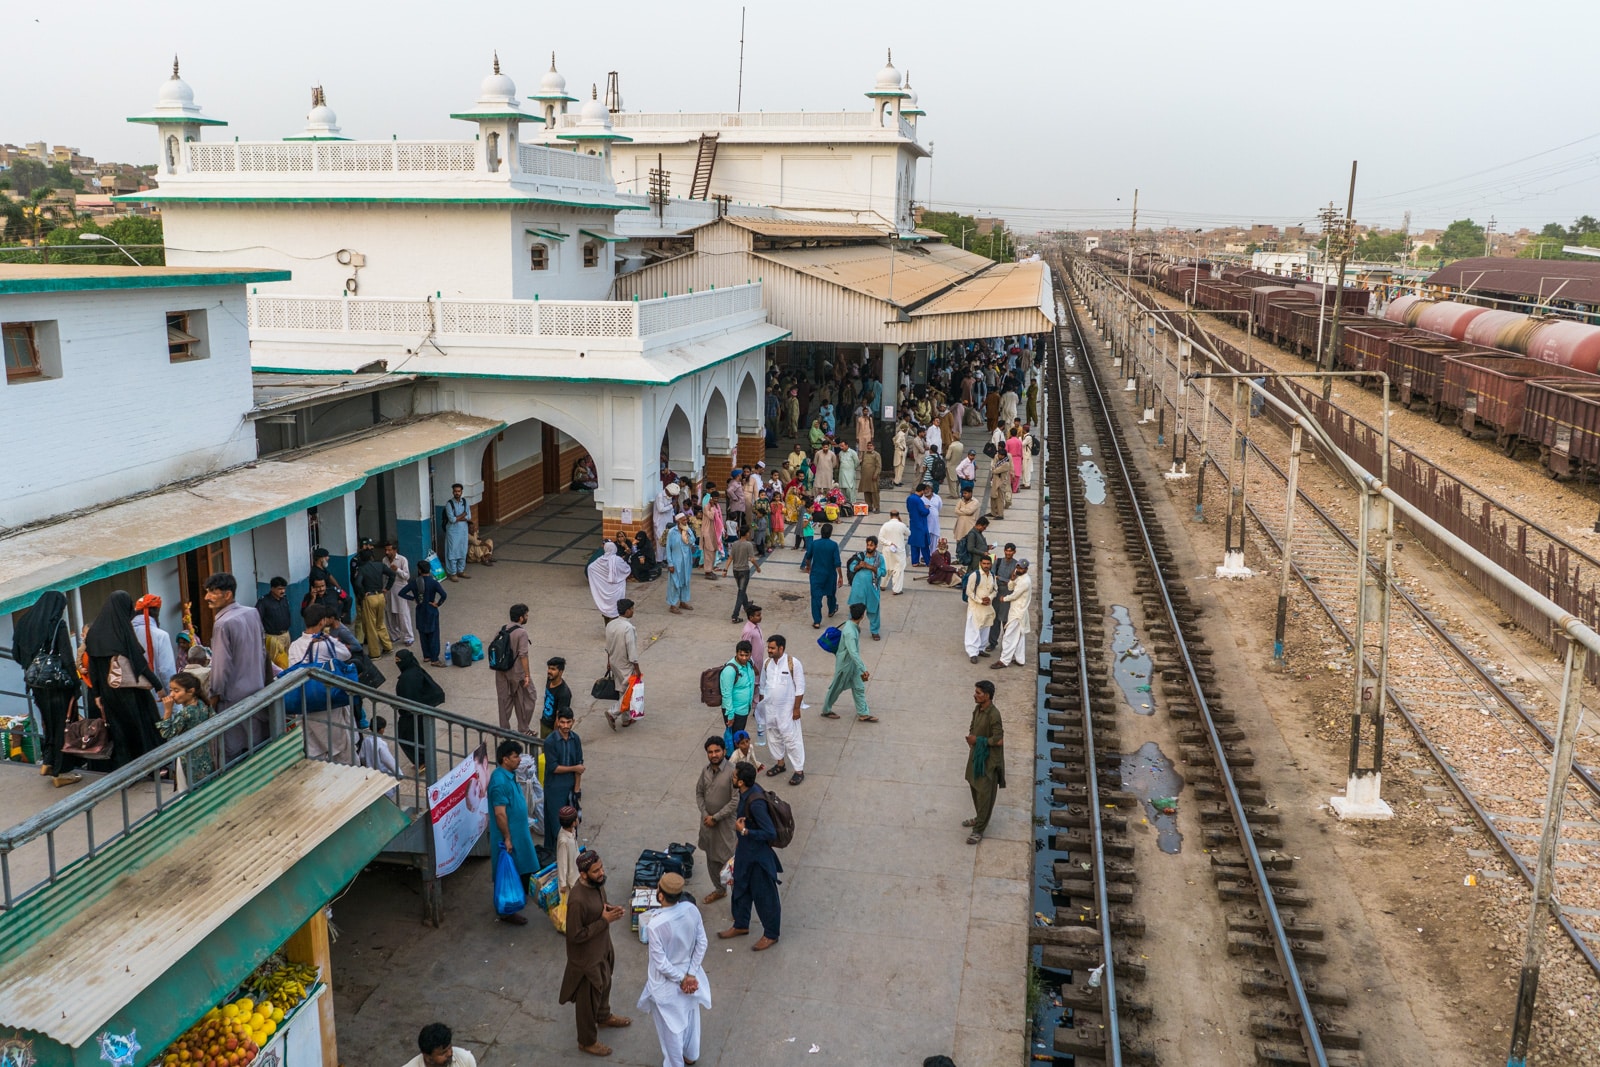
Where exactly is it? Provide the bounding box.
[1320,161,1358,402]
[711,193,731,219]
[1126,188,1139,288]
[1485,215,1498,258]
[649,153,670,225]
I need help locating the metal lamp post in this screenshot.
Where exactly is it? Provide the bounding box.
[78,232,142,265]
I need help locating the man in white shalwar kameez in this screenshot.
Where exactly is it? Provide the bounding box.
[878,511,910,595]
[994,559,1033,668]
[638,873,711,1067]
[654,483,680,543]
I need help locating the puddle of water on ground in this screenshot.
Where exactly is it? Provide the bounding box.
[1078,444,1093,456]
[1120,741,1185,854]
[1078,460,1106,505]
[1109,605,1155,716]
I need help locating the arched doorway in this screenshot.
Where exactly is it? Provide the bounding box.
[701,387,733,490]
[660,404,695,485]
[735,371,763,468]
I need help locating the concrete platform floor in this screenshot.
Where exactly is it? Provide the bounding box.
[332,454,1041,1066]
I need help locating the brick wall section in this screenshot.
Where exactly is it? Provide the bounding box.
[703,452,734,490]
[490,444,594,524]
[602,515,649,541]
[737,435,765,469]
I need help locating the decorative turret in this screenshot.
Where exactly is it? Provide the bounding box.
[126,56,227,176]
[527,52,578,130]
[284,85,348,141]
[901,70,925,127]
[556,84,632,172]
[449,53,526,174]
[864,48,909,128]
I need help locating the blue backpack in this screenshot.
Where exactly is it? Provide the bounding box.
[817,626,842,654]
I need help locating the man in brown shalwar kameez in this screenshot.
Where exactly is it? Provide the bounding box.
[560,851,632,1055]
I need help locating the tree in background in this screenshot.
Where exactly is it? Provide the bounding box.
[1355,231,1409,261]
[918,210,1014,263]
[1519,217,1600,260]
[0,158,82,196]
[1435,218,1487,262]
[0,213,165,265]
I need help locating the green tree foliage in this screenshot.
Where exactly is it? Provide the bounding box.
[1435,218,1487,261]
[0,214,165,265]
[1356,231,1409,260]
[1518,218,1600,259]
[0,158,82,196]
[918,210,1014,262]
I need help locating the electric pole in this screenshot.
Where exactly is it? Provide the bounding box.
[1321,161,1358,402]
[1127,188,1138,288]
[1485,215,1498,258]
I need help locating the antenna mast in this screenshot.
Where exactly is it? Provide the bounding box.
[736,7,747,111]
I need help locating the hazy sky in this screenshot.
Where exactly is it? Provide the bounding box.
[6,0,1596,235]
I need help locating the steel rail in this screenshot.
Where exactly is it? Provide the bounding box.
[1046,287,1122,1062]
[1057,265,1331,1065]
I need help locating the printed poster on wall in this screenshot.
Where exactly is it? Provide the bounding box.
[428,742,490,877]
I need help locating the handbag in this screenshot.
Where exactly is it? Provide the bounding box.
[24,620,78,691]
[591,656,620,701]
[281,636,359,715]
[108,654,153,690]
[61,716,112,760]
[351,650,385,688]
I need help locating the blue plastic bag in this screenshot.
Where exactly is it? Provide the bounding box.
[817,626,842,654]
[461,634,484,661]
[494,844,527,916]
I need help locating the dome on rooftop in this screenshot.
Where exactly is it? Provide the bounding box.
[579,85,608,124]
[874,51,902,92]
[540,53,567,94]
[158,66,195,109]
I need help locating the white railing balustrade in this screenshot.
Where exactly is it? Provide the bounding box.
[248,283,763,342]
[185,140,605,181]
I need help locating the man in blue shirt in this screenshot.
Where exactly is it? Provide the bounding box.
[906,485,933,567]
[799,522,845,629]
[719,641,757,741]
[717,761,782,951]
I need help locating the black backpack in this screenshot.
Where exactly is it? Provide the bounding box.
[449,641,474,668]
[930,454,947,483]
[1029,435,1040,456]
[487,625,518,672]
[761,791,796,849]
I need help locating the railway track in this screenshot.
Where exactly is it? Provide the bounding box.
[1036,263,1357,1065]
[1068,256,1600,982]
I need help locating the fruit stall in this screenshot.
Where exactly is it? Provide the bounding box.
[0,733,408,1067]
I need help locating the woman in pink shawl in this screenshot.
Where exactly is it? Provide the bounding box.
[1005,429,1025,492]
[703,491,727,578]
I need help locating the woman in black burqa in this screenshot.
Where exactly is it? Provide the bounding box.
[392,648,444,771]
[10,590,83,785]
[84,590,165,768]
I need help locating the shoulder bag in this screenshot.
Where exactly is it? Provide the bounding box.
[24,619,79,692]
[108,654,153,690]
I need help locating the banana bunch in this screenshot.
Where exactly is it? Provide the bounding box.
[245,959,319,1008]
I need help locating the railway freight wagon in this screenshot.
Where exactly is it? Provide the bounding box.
[1383,332,1496,412]
[1254,287,1318,346]
[1441,355,1596,453]
[1522,379,1600,478]
[1337,319,1415,376]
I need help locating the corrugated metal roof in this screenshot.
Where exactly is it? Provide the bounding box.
[693,216,891,240]
[911,260,1051,317]
[1425,257,1600,305]
[0,754,400,1047]
[753,242,995,306]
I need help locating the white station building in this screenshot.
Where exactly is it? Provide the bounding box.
[119,58,788,548]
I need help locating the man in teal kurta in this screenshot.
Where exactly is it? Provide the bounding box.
[847,539,887,638]
[837,443,860,505]
[821,603,874,722]
[488,738,540,924]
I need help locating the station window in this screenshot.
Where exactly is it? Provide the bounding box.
[530,244,549,271]
[3,322,41,382]
[583,241,600,269]
[167,311,206,362]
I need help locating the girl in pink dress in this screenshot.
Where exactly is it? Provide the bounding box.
[1005,430,1025,493]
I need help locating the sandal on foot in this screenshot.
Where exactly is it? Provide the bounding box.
[962,818,978,827]
[765,763,787,777]
[820,711,841,719]
[856,715,879,723]
[966,832,983,845]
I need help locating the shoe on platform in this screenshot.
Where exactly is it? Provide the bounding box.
[962,818,978,827]
[969,655,978,663]
[600,1015,632,1029]
[966,832,983,845]
[578,1043,612,1057]
[753,936,778,951]
[702,889,727,905]
[717,927,750,939]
